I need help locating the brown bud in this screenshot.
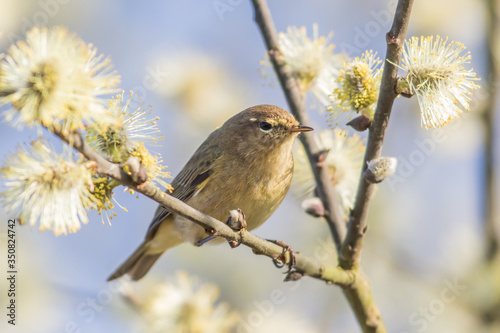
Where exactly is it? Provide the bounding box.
[396,77,413,98]
[301,197,325,218]
[313,149,330,167]
[347,115,371,132]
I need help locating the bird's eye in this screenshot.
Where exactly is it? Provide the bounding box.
[259,122,273,132]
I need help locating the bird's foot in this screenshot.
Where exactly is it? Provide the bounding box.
[226,209,247,248]
[266,239,296,273]
[195,228,217,247]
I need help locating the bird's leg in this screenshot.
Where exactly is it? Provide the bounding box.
[195,228,217,247]
[196,209,247,247]
[266,239,297,273]
[226,209,247,248]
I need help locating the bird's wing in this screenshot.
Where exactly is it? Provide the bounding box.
[145,132,222,240]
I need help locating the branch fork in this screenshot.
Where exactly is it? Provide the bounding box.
[251,0,414,331]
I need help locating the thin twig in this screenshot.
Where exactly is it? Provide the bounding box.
[51,124,355,287]
[339,0,414,270]
[250,0,346,249]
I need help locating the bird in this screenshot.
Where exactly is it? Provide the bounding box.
[107,104,313,281]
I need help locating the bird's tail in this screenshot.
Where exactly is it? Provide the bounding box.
[107,241,163,281]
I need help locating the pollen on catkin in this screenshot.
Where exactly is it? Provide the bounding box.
[260,24,343,111]
[0,139,97,235]
[328,50,382,128]
[401,35,480,129]
[0,26,120,132]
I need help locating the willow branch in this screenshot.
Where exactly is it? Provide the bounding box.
[249,1,394,332]
[51,125,354,286]
[484,0,500,262]
[339,0,414,270]
[250,0,346,249]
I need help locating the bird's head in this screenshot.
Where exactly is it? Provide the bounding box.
[219,105,313,158]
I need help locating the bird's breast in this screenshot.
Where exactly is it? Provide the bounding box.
[175,149,294,244]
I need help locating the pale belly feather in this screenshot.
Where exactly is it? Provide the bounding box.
[174,152,294,245]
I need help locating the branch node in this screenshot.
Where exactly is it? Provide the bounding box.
[386,32,399,45]
[205,228,216,236]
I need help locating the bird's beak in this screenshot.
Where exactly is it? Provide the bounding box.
[289,125,314,132]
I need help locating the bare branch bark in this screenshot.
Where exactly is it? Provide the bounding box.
[51,124,355,287]
[339,0,414,270]
[250,0,346,249]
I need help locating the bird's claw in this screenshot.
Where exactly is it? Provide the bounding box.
[284,270,303,281]
[226,209,247,248]
[268,239,296,273]
[228,239,242,249]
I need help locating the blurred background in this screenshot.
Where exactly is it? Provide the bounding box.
[0,0,498,332]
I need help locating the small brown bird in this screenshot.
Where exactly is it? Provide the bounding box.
[108,105,312,281]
